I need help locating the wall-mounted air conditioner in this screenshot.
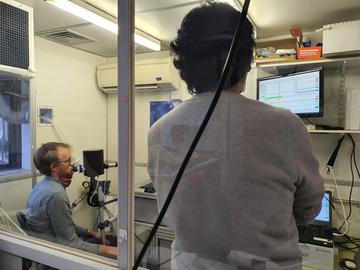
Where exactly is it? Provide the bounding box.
[96,55,180,94]
[0,0,35,78]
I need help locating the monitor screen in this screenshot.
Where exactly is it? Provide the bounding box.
[257,69,323,117]
[315,192,330,223]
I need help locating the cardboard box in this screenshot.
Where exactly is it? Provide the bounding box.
[297,46,322,59]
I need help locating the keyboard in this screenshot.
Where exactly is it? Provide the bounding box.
[298,225,333,247]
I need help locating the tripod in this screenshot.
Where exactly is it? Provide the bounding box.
[87,176,118,244]
[81,149,118,244]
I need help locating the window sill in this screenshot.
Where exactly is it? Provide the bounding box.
[0,169,33,183]
[0,231,120,270]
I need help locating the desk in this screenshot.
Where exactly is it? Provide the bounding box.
[135,192,348,270]
[302,248,354,270]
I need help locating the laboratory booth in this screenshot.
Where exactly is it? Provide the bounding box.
[0,0,360,270]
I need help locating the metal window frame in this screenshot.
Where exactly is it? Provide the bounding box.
[118,0,135,269]
[0,231,119,270]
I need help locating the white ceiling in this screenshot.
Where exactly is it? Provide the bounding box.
[17,0,360,57]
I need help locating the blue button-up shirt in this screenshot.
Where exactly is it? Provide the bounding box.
[25,175,99,254]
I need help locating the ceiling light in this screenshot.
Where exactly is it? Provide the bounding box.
[135,30,161,52]
[46,0,117,33]
[45,0,161,51]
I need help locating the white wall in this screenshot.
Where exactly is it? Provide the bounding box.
[106,52,190,190]
[34,37,107,228]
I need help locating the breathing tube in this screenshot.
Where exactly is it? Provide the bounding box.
[133,0,251,268]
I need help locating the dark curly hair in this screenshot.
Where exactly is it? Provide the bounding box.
[170,0,255,94]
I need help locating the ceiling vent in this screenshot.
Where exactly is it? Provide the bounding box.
[36,28,97,45]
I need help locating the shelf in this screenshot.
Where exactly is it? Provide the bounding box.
[256,55,360,72]
[309,129,360,134]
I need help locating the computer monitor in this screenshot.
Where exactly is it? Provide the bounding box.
[314,191,332,226]
[257,68,324,117]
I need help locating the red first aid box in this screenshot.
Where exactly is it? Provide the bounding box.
[297,46,322,59]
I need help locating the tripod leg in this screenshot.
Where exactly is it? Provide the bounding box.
[98,206,106,245]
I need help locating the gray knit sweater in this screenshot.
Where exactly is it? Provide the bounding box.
[148,91,324,269]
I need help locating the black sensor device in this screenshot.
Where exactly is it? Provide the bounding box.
[83,149,105,177]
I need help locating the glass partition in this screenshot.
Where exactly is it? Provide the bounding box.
[133,1,326,270]
[1,0,355,269]
[0,0,121,267]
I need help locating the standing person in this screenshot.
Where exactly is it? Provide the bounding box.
[25,142,116,257]
[147,1,324,269]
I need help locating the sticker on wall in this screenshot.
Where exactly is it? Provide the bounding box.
[37,106,54,126]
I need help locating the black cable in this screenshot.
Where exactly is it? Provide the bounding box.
[349,134,360,180]
[323,193,336,210]
[346,150,354,218]
[334,234,360,253]
[344,234,360,248]
[327,135,345,168]
[132,1,252,269]
[338,134,356,232]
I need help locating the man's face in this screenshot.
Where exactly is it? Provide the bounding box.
[52,147,74,179]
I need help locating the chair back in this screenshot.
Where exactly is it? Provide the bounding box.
[16,212,27,230]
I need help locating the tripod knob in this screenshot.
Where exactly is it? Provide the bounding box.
[104,220,110,227]
[98,220,111,230]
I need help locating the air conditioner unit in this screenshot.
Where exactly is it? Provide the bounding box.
[0,0,35,78]
[96,55,180,94]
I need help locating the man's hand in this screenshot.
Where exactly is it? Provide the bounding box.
[89,231,116,245]
[89,231,101,239]
[89,231,112,239]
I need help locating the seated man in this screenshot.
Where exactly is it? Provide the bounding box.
[24,142,116,257]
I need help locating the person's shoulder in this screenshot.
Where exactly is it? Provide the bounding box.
[241,96,307,130]
[242,95,295,118]
[46,189,67,206]
[39,177,66,197]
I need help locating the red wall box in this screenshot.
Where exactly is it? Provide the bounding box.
[297,46,322,59]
